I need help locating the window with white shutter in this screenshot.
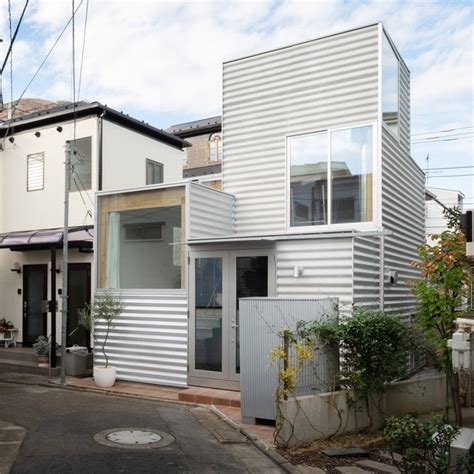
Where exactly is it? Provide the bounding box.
[27,153,44,191]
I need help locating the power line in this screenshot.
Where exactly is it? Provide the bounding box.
[0,0,29,74]
[412,136,474,144]
[412,132,474,142]
[411,126,474,137]
[77,0,90,101]
[423,166,474,171]
[426,174,474,178]
[1,0,84,146]
[8,0,13,106]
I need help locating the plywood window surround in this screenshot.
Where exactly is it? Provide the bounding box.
[98,187,186,289]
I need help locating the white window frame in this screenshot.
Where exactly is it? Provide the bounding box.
[26,152,45,192]
[146,158,164,185]
[381,29,400,141]
[285,121,379,234]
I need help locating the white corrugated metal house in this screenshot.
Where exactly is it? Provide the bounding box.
[95,23,425,390]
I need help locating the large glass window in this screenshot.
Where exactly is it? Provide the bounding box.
[289,124,373,227]
[289,132,328,226]
[331,125,373,223]
[98,187,185,289]
[382,33,399,135]
[70,137,92,191]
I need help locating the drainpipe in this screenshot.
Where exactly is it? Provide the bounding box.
[98,110,106,191]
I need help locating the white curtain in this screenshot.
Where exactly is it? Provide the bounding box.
[105,212,121,288]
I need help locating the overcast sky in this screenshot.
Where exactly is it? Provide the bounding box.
[1,0,473,203]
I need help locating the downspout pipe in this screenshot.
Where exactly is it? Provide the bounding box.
[98,110,106,191]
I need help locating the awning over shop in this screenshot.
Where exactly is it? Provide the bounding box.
[0,226,93,251]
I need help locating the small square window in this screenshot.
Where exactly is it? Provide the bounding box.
[27,153,44,191]
[146,159,163,185]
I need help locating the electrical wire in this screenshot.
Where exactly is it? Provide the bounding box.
[422,166,474,171]
[411,126,474,137]
[412,136,474,144]
[426,174,474,178]
[77,0,89,101]
[8,0,13,106]
[0,0,84,146]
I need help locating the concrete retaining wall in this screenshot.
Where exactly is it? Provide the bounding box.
[277,373,446,448]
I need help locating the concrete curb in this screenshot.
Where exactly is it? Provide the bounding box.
[208,405,297,474]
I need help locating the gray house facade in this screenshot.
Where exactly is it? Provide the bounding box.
[94,23,424,390]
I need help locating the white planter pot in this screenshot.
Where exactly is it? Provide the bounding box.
[93,366,116,388]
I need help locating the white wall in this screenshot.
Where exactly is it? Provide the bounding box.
[101,120,184,191]
[0,117,97,233]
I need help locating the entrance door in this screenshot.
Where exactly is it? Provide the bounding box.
[67,263,91,347]
[189,249,274,389]
[23,265,48,346]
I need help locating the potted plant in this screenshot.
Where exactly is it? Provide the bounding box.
[79,292,124,388]
[0,318,14,339]
[33,335,51,366]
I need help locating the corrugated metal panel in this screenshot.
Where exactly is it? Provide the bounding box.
[276,238,353,313]
[94,290,188,387]
[381,56,424,318]
[353,235,381,309]
[240,297,338,421]
[222,24,379,235]
[188,183,235,239]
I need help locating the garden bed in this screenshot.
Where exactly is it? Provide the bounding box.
[279,430,397,473]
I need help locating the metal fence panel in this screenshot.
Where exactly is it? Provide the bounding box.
[240,297,338,422]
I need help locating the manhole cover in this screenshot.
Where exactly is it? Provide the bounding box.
[94,428,174,449]
[106,430,162,445]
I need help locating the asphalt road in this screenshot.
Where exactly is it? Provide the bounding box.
[0,382,282,474]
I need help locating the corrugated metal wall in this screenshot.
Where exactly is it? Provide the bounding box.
[94,291,188,387]
[381,54,425,317]
[353,235,382,309]
[188,183,234,239]
[276,238,353,313]
[240,297,338,421]
[223,24,379,235]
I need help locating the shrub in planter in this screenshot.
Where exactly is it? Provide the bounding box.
[33,336,51,365]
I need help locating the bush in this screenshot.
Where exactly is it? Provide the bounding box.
[384,414,459,473]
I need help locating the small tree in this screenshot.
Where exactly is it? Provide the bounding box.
[411,207,471,425]
[79,292,124,368]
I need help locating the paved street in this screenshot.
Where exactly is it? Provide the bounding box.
[0,382,282,474]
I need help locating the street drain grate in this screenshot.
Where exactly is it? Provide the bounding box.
[94,428,174,450]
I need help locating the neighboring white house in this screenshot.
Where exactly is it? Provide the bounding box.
[425,186,464,240]
[0,100,188,350]
[94,23,425,390]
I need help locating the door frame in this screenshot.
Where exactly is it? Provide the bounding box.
[22,264,48,347]
[188,246,276,390]
[67,262,92,347]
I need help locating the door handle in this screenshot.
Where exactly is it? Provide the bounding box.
[231,322,239,329]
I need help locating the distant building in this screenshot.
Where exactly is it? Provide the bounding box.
[167,116,222,184]
[425,187,464,241]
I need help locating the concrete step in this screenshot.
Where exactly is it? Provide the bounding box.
[335,467,371,473]
[356,460,400,473]
[178,387,240,407]
[0,348,61,364]
[0,359,60,377]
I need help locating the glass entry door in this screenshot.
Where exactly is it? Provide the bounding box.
[189,249,274,389]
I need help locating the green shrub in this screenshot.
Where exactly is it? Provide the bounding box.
[384,414,459,473]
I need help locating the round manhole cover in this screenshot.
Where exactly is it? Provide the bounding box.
[94,428,174,449]
[107,430,162,445]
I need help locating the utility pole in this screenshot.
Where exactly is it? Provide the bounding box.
[60,141,73,384]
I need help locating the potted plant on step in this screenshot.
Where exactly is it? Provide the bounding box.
[33,336,51,366]
[78,292,124,388]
